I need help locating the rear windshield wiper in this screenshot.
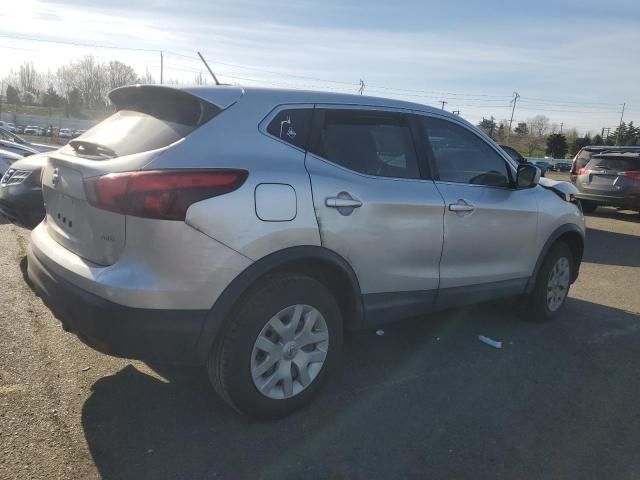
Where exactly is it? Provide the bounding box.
[69,140,117,158]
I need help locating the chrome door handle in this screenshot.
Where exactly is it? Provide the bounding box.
[448,200,474,212]
[326,197,363,208]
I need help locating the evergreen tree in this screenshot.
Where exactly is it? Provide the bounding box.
[546,133,569,158]
[514,122,528,136]
[478,116,497,139]
[6,85,19,105]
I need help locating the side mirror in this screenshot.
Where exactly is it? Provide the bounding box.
[516,164,540,189]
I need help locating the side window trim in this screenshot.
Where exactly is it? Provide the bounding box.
[308,106,429,181]
[416,112,516,188]
[259,103,315,152]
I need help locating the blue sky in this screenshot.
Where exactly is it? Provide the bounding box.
[1,0,639,133]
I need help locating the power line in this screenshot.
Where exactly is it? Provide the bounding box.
[0,33,159,53]
[0,32,634,123]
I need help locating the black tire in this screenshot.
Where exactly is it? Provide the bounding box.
[580,200,598,213]
[207,273,343,419]
[524,242,573,322]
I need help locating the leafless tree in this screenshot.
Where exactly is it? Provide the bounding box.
[194,72,209,85]
[106,61,138,91]
[55,65,76,101]
[18,62,41,93]
[138,68,156,85]
[72,56,108,109]
[525,115,550,155]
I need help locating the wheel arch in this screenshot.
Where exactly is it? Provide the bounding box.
[526,223,585,293]
[195,246,364,363]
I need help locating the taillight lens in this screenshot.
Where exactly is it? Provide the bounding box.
[620,171,640,180]
[577,167,586,175]
[84,169,248,220]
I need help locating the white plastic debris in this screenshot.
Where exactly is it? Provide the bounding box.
[376,329,385,336]
[478,335,502,349]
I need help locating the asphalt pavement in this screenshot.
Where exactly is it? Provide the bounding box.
[1,203,639,479]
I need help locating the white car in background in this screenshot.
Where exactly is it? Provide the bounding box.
[23,126,42,136]
[59,128,72,138]
[0,127,55,154]
[0,121,16,132]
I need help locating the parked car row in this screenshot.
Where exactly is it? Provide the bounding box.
[1,123,88,138]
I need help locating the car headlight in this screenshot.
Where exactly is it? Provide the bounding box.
[1,169,32,186]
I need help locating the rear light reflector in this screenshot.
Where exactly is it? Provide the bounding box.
[84,169,248,220]
[577,167,587,175]
[620,171,640,180]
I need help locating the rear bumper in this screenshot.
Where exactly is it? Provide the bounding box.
[27,244,207,364]
[575,192,640,209]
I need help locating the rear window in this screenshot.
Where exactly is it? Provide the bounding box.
[63,87,221,159]
[588,157,640,171]
[576,150,593,166]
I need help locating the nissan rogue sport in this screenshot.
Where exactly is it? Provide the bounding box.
[27,85,585,418]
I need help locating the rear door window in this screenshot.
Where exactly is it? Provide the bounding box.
[308,109,420,179]
[266,108,313,150]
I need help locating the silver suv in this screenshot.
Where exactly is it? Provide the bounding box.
[27,85,585,418]
[574,152,640,213]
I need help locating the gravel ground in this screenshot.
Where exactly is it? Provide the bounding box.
[1,202,639,479]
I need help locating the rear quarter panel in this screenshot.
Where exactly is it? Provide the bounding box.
[145,94,321,260]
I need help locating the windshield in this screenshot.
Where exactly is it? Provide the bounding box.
[0,127,25,144]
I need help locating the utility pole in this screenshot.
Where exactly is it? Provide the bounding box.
[559,122,563,134]
[615,102,626,146]
[358,79,365,95]
[160,51,164,85]
[452,110,460,116]
[507,91,520,144]
[439,100,447,110]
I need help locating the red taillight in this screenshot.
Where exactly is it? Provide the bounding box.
[84,169,248,220]
[577,167,586,175]
[620,171,640,180]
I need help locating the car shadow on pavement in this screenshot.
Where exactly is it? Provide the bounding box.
[81,299,640,480]
[586,207,640,224]
[584,227,640,267]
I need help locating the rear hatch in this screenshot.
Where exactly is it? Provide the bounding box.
[581,154,640,195]
[41,85,239,265]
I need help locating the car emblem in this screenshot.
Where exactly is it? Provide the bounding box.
[51,168,60,187]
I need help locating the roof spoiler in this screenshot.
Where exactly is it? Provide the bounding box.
[109,84,243,112]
